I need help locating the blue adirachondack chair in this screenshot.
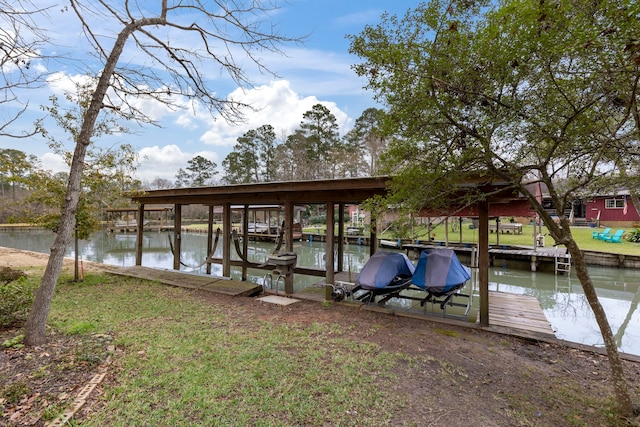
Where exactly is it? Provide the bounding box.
[592,227,611,239]
[603,229,625,243]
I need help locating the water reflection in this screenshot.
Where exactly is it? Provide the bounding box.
[488,267,640,355]
[1,229,639,356]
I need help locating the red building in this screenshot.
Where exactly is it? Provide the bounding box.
[586,193,640,227]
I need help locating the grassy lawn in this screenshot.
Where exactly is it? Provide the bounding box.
[184,221,639,256]
[48,275,405,426]
[4,264,636,426]
[399,223,640,255]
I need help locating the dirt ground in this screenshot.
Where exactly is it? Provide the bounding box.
[1,247,640,426]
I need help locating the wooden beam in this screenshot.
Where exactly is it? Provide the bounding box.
[285,201,294,253]
[135,203,144,266]
[284,201,294,294]
[223,203,231,277]
[370,215,377,257]
[242,205,249,281]
[478,200,489,327]
[173,204,182,271]
[206,205,214,275]
[325,202,335,300]
[337,203,344,272]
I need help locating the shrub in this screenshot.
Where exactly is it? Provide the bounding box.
[0,268,34,328]
[308,215,325,225]
[625,228,640,243]
[0,266,26,285]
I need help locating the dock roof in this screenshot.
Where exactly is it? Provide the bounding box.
[130,175,534,217]
[131,176,392,205]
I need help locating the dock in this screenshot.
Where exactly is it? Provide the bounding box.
[486,291,554,337]
[403,243,571,274]
[109,266,262,296]
[302,271,555,338]
[107,266,554,340]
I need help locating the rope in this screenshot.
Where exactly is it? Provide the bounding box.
[167,227,221,269]
[168,224,286,270]
[232,222,285,267]
[231,229,270,267]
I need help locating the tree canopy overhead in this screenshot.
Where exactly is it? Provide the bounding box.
[349,0,640,416]
[350,0,640,214]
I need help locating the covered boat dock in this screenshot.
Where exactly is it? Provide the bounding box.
[128,176,536,328]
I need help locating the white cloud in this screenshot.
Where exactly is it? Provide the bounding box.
[37,78,356,184]
[40,152,68,174]
[199,80,352,147]
[46,72,93,96]
[137,145,220,183]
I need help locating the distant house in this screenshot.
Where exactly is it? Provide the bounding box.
[585,193,639,227]
[533,181,639,227]
[539,189,639,227]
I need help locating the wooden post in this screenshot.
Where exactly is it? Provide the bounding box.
[478,201,490,327]
[337,203,345,272]
[369,215,377,257]
[325,202,335,300]
[173,204,182,271]
[135,203,144,266]
[284,201,294,294]
[206,205,214,274]
[242,205,249,281]
[285,201,294,253]
[223,203,231,278]
[445,217,449,246]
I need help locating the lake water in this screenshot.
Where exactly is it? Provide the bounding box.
[2,229,639,357]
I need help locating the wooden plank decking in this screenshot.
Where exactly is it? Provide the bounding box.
[486,291,554,337]
[109,266,263,297]
[306,272,554,338]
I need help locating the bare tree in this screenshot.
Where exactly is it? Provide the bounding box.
[0,0,50,138]
[147,177,173,190]
[24,0,299,345]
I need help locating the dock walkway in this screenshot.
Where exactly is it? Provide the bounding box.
[487,291,553,336]
[109,266,262,296]
[108,267,554,340]
[403,243,571,273]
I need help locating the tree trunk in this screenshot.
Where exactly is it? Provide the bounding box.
[23,16,154,345]
[565,240,633,415]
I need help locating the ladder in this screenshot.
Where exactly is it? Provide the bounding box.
[554,247,571,275]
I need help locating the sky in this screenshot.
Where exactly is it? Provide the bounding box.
[1,1,418,184]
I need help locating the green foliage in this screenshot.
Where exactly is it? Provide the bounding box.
[343,108,383,176]
[66,320,99,335]
[349,0,640,227]
[2,334,25,349]
[0,268,34,327]
[0,266,26,285]
[222,124,276,184]
[307,215,326,225]
[349,0,640,415]
[220,108,388,182]
[26,85,140,237]
[1,381,30,404]
[624,228,640,243]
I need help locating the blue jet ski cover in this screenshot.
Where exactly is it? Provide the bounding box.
[356,251,416,290]
[412,248,471,293]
